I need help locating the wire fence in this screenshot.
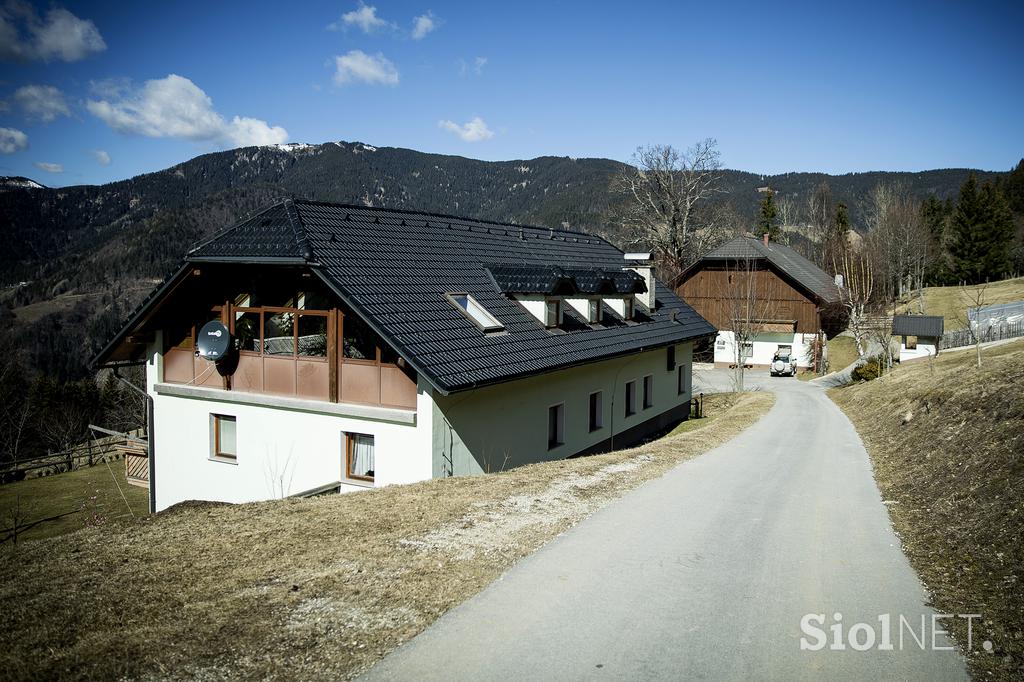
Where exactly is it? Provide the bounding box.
[941,320,1024,350]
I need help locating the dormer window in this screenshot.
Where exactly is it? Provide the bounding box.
[588,299,601,324]
[447,293,504,333]
[545,299,562,328]
[624,297,635,320]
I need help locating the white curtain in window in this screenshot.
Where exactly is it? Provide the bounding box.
[350,434,375,477]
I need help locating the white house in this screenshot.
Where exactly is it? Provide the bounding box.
[95,200,716,512]
[892,314,943,362]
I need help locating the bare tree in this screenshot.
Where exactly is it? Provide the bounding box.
[776,194,800,231]
[807,181,835,264]
[0,345,32,467]
[37,401,90,469]
[613,139,727,279]
[960,283,989,369]
[834,247,875,358]
[722,258,776,391]
[865,182,933,306]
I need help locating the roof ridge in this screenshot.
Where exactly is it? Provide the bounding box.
[291,198,596,238]
[187,198,291,255]
[283,198,312,261]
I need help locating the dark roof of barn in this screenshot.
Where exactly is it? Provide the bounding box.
[96,199,715,394]
[892,315,944,338]
[682,237,842,304]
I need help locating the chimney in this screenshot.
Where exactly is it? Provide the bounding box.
[763,233,770,246]
[623,251,655,310]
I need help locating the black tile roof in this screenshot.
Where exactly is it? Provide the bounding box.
[892,315,944,338]
[486,264,645,295]
[689,237,842,304]
[102,199,716,393]
[486,264,578,295]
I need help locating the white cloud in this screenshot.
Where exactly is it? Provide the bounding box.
[329,2,390,33]
[34,161,62,173]
[411,12,438,40]
[14,84,70,122]
[92,149,110,165]
[333,50,399,86]
[438,116,494,142]
[225,116,289,146]
[0,126,28,153]
[459,56,488,77]
[86,74,288,148]
[0,4,105,62]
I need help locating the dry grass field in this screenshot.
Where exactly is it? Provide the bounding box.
[830,338,1024,681]
[0,391,773,681]
[894,276,1024,330]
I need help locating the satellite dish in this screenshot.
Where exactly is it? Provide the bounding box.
[197,320,231,361]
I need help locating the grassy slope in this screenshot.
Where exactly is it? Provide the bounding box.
[829,339,1024,681]
[826,335,860,371]
[0,462,149,543]
[0,392,774,681]
[895,276,1024,330]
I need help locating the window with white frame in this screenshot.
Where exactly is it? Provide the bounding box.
[624,297,635,320]
[588,299,601,324]
[643,375,654,409]
[625,380,637,417]
[446,293,504,333]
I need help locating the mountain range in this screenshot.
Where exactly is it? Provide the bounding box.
[0,139,1005,380]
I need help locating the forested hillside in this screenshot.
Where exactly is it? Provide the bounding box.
[0,139,1007,384]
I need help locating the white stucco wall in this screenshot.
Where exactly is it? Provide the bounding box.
[143,336,693,510]
[147,356,433,511]
[566,297,594,320]
[432,343,693,477]
[515,296,550,325]
[713,330,815,368]
[898,340,938,362]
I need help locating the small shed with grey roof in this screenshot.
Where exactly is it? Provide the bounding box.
[892,315,943,362]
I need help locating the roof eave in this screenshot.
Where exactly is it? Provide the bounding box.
[440,322,716,394]
[92,262,194,369]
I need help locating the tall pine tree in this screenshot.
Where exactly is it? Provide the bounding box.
[950,174,1015,283]
[757,189,780,241]
[978,182,1014,278]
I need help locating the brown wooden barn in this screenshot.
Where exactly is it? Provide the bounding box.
[673,236,845,371]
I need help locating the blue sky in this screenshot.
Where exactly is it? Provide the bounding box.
[1,0,1021,187]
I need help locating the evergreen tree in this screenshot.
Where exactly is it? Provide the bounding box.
[822,202,849,269]
[950,175,1015,283]
[757,189,780,241]
[920,194,953,283]
[951,175,986,283]
[978,182,1015,278]
[1000,158,1024,215]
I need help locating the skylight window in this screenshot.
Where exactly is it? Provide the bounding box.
[447,293,504,332]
